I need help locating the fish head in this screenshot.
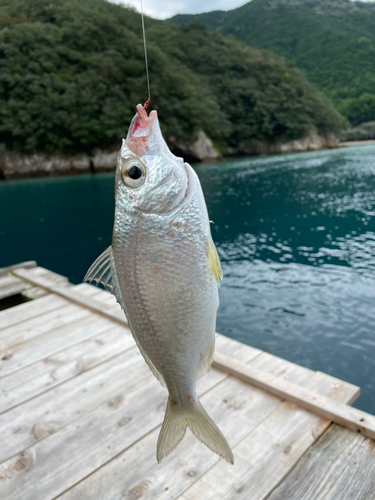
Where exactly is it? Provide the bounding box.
[115,104,189,214]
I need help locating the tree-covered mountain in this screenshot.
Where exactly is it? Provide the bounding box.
[0,0,344,157]
[171,0,375,126]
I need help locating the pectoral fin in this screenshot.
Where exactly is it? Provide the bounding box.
[84,246,123,305]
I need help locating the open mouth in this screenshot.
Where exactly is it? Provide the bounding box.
[127,104,157,140]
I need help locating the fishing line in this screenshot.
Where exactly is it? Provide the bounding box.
[140,0,151,109]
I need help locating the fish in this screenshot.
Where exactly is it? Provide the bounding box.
[84,104,233,464]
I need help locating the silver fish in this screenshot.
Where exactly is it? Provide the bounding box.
[85,104,233,464]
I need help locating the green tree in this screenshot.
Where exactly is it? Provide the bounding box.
[0,0,344,155]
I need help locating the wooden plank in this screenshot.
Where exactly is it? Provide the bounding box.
[23,266,69,285]
[0,324,134,414]
[58,341,316,500]
[213,353,375,440]
[11,269,361,426]
[267,424,375,500]
[12,268,127,326]
[0,282,82,331]
[0,279,27,300]
[0,261,36,277]
[0,302,97,351]
[0,333,261,500]
[0,293,68,331]
[0,265,68,302]
[178,371,360,500]
[0,312,117,379]
[247,350,315,384]
[0,282,112,332]
[57,343,357,500]
[0,345,145,463]
[60,378,282,500]
[0,284,116,351]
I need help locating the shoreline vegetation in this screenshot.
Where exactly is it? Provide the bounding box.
[0,0,346,177]
[171,0,375,128]
[1,138,373,181]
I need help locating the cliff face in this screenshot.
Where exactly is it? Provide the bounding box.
[228,130,338,157]
[0,130,338,180]
[0,130,222,180]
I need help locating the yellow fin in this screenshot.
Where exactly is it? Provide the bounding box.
[207,238,222,284]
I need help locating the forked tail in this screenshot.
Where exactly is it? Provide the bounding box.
[157,397,234,464]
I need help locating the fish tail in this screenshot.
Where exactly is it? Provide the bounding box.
[157,397,234,464]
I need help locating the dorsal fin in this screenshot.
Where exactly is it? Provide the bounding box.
[84,246,122,305]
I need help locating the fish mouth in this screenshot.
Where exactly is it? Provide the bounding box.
[127,104,157,140]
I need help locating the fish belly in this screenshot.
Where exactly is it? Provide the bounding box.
[113,217,218,394]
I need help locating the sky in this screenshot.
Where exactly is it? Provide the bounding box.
[115,0,249,19]
[114,0,375,19]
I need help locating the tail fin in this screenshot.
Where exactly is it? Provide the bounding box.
[157,398,234,464]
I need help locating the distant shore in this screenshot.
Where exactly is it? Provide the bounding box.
[1,138,375,181]
[339,140,375,148]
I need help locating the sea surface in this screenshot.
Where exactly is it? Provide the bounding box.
[1,145,374,413]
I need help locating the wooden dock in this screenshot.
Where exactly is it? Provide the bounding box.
[0,263,374,499]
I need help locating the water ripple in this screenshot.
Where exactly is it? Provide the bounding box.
[196,145,375,414]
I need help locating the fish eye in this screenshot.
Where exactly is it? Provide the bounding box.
[121,159,146,188]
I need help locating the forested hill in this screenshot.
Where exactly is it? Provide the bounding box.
[0,0,344,157]
[171,0,375,126]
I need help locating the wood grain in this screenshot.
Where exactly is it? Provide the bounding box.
[214,353,373,437]
[12,268,127,326]
[178,370,360,500]
[0,311,117,379]
[0,346,146,462]
[58,342,317,500]
[267,424,375,500]
[0,261,36,277]
[60,377,282,500]
[0,324,133,414]
[0,275,28,300]
[0,280,88,331]
[0,333,261,500]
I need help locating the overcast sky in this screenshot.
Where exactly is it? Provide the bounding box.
[114,0,375,19]
[116,1,250,19]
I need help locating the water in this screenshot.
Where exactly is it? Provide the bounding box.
[1,145,374,413]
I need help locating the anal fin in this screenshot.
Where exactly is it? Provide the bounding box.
[197,338,215,380]
[132,332,166,387]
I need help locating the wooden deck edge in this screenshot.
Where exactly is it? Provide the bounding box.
[0,261,37,277]
[13,267,374,442]
[12,268,127,327]
[213,353,375,441]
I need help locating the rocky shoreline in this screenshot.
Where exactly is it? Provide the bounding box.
[0,129,340,180]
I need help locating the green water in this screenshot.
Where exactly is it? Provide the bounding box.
[1,145,375,413]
